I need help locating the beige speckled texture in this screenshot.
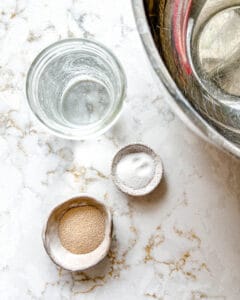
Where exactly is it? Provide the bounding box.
[59,206,105,254]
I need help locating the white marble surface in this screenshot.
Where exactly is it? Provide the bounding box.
[0,1,240,299]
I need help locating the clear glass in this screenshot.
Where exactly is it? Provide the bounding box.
[26,39,126,140]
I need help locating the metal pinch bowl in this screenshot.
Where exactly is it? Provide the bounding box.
[42,195,112,272]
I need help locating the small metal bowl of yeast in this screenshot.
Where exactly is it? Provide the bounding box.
[42,195,112,271]
[112,144,163,196]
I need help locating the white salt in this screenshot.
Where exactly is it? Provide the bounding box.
[116,152,155,190]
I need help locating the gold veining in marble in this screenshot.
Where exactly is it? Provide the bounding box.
[144,225,210,282]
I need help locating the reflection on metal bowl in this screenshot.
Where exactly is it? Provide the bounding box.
[132,0,240,158]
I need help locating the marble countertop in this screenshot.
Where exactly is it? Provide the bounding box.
[0,0,240,299]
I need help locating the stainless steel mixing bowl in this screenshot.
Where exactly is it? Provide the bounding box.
[132,0,240,157]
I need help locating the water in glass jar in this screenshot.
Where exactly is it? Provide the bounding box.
[60,77,111,126]
[37,50,116,129]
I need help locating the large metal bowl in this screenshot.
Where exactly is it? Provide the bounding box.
[132,0,240,158]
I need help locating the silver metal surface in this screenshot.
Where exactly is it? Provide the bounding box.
[132,0,240,158]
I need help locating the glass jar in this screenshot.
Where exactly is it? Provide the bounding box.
[26,39,126,140]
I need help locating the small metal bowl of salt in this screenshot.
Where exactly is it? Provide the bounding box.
[111,144,163,196]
